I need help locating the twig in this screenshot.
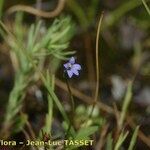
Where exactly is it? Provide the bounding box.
[22,129,37,150]
[95,124,109,150]
[26,120,36,140]
[7,0,65,18]
[113,102,120,130]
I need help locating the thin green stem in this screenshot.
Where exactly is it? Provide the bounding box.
[87,12,104,124]
[66,78,75,116]
[118,82,133,130]
[114,131,129,150]
[64,76,75,139]
[128,126,140,150]
[142,0,150,16]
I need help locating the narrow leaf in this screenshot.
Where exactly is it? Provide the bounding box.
[128,126,140,150]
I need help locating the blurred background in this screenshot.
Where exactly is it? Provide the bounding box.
[0,0,150,150]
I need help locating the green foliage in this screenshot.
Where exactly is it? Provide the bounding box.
[128,126,140,150]
[105,127,139,150]
[75,126,98,141]
[68,126,98,149]
[0,1,145,149]
[12,113,28,134]
[114,131,129,150]
[41,71,54,135]
[119,82,133,130]
[32,16,76,59]
[61,104,103,149]
[75,105,105,127]
[104,0,149,29]
[67,0,149,31]
[87,0,99,21]
[0,13,75,137]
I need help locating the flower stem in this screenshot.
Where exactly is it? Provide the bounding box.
[66,78,75,115]
[85,12,104,126]
[64,75,75,138]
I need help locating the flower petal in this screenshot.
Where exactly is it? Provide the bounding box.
[69,57,75,64]
[64,63,69,69]
[71,68,79,76]
[67,70,73,78]
[73,64,81,70]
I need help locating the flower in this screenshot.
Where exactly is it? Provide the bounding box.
[64,57,81,78]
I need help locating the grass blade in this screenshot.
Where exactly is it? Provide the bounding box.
[114,131,129,150]
[128,126,140,150]
[119,82,132,130]
[142,0,150,16]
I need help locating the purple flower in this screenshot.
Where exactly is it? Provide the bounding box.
[64,57,81,78]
